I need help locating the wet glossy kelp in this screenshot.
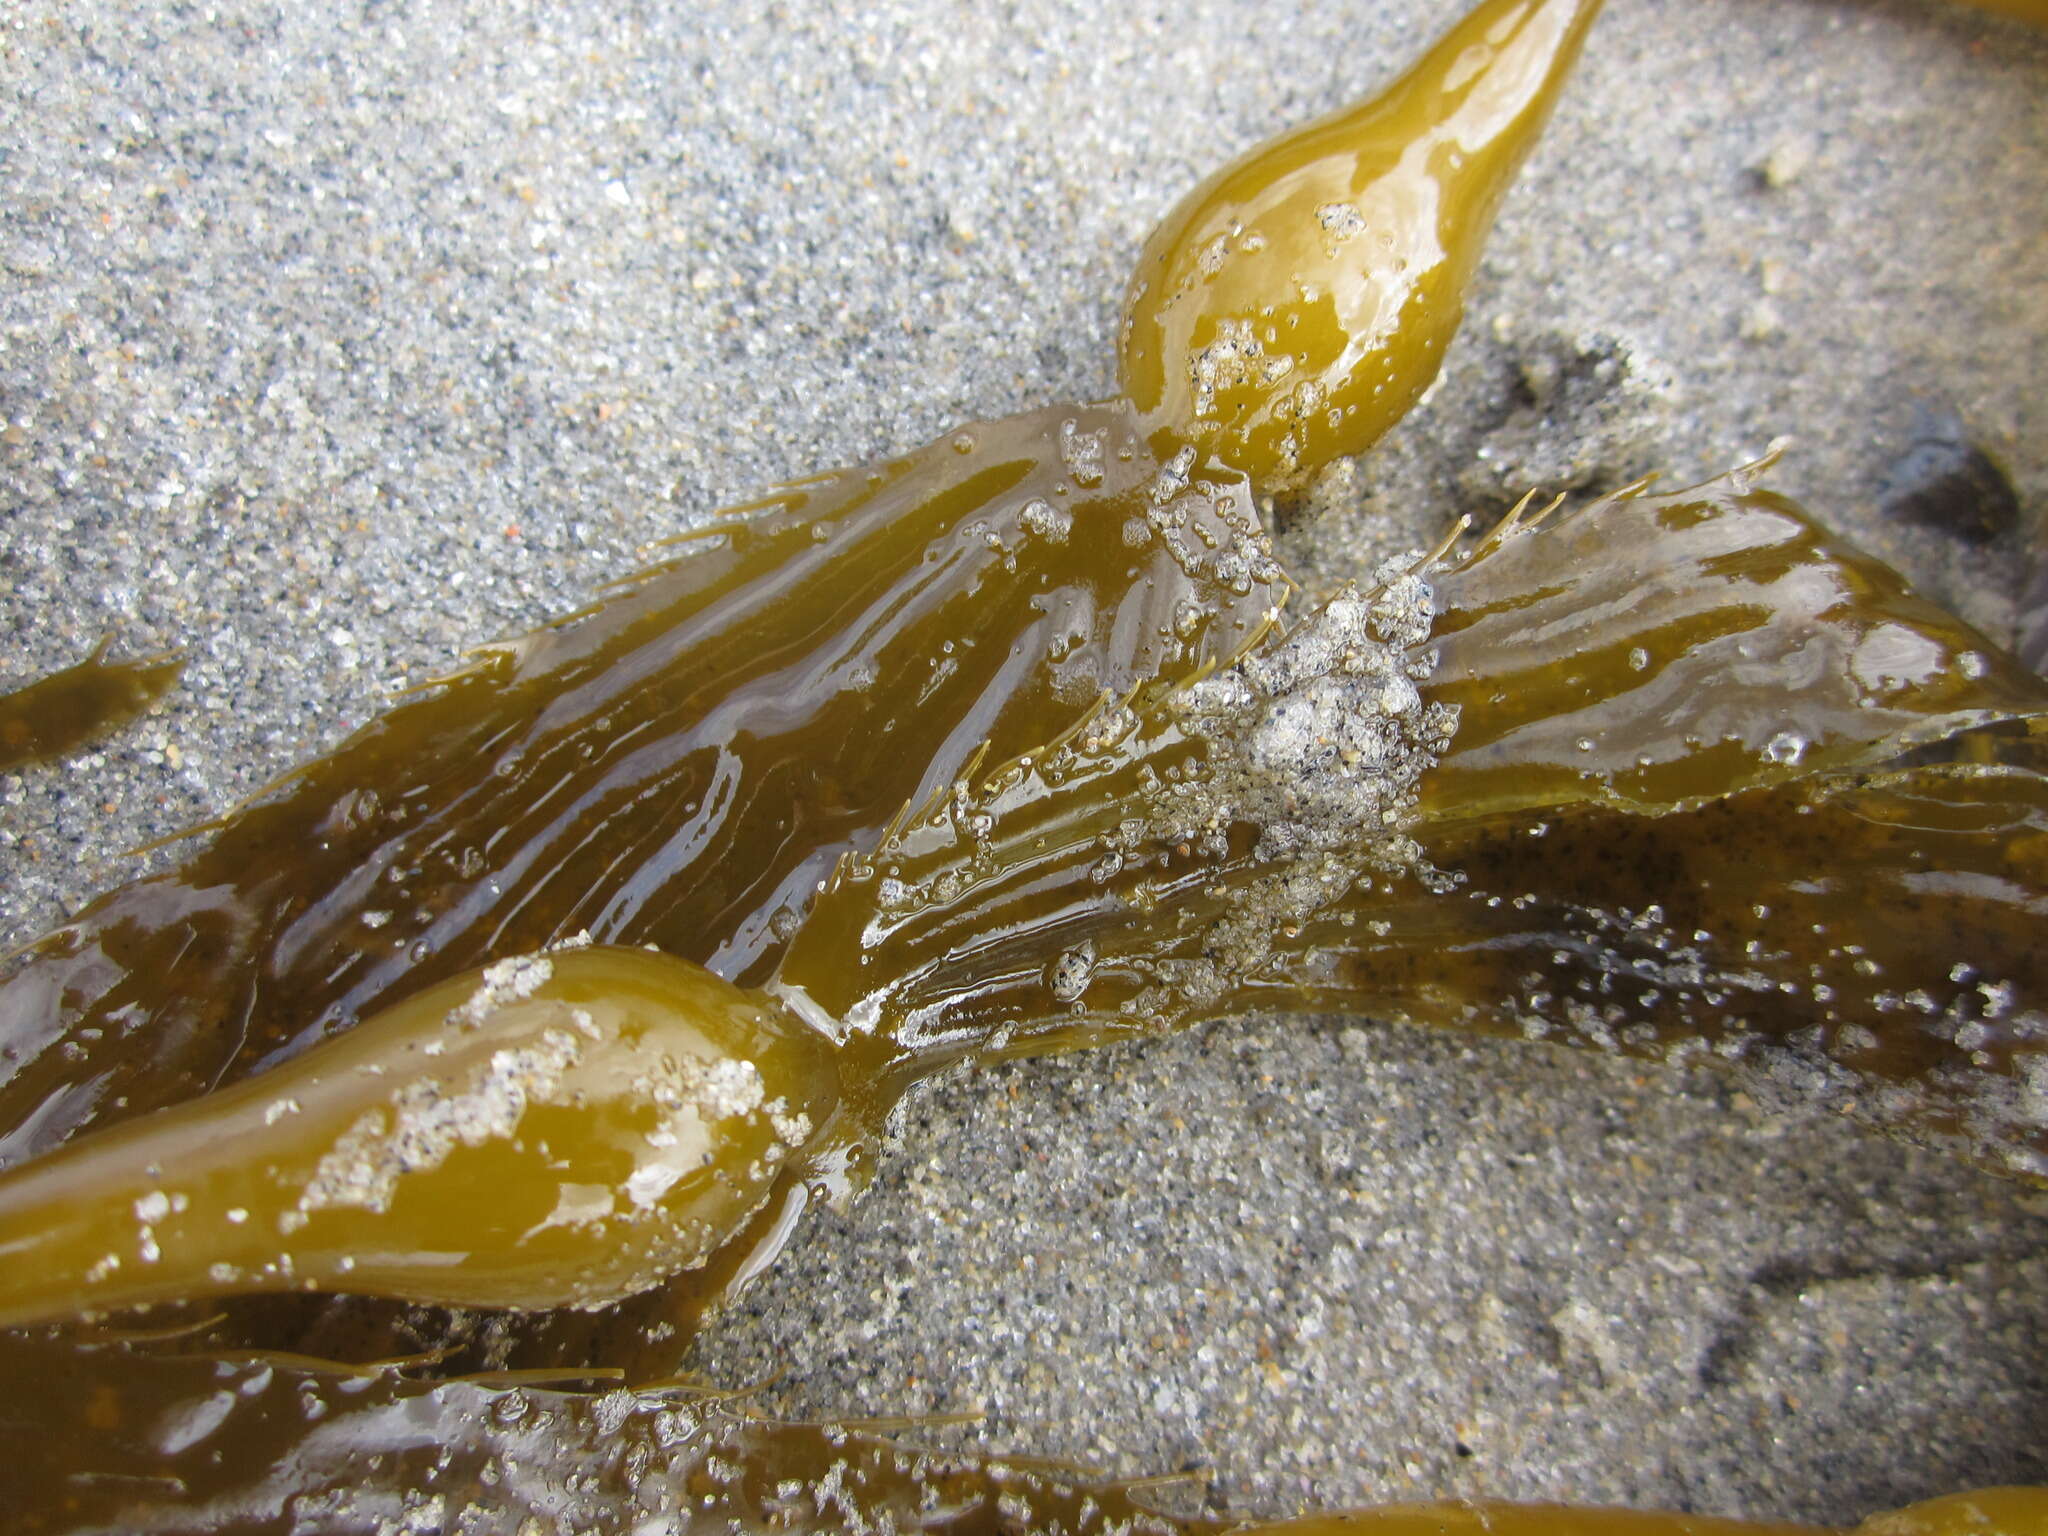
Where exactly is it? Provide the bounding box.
[783,471,2048,1182]
[0,640,183,775]
[0,400,1283,1169]
[0,0,1614,1172]
[4,1326,2041,1534]
[9,459,2044,1341]
[1,0,2045,1528]
[0,0,1605,1327]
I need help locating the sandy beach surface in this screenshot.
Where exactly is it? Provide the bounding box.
[2,0,2045,1524]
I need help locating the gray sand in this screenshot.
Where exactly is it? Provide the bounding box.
[3,0,2046,1525]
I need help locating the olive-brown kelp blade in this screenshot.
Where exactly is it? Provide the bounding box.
[5,467,2031,1514]
[774,561,1459,1066]
[53,457,2027,1339]
[0,1328,2033,1535]
[0,641,184,774]
[1250,763,2048,1184]
[0,0,1629,1511]
[0,403,1282,1385]
[0,1330,1181,1536]
[2,0,2037,1517]
[777,473,2048,1182]
[0,402,1281,1172]
[1421,470,2048,822]
[4,457,2035,1392]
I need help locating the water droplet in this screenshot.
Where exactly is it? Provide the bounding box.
[1762,731,1807,765]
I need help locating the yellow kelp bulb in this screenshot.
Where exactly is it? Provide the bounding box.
[0,945,840,1324]
[1119,0,1603,493]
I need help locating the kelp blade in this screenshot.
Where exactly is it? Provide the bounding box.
[778,476,2048,1182]
[1251,763,2048,1184]
[4,468,2037,1524]
[1421,473,2048,823]
[1,1330,2034,1534]
[0,643,183,774]
[0,402,1282,1382]
[0,402,1280,1173]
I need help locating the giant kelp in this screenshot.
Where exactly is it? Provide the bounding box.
[0,0,2044,1529]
